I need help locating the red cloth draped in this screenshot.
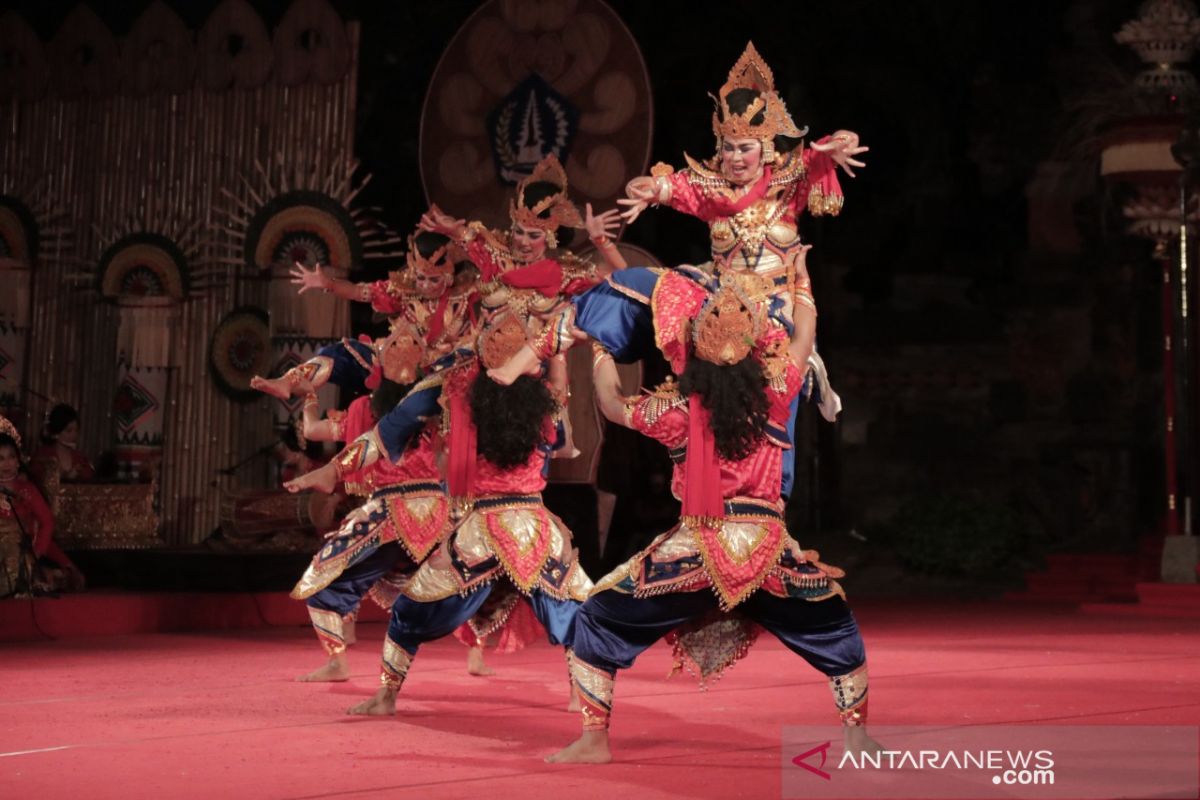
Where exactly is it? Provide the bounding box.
[681,395,724,520]
[499,259,563,297]
[446,391,477,498]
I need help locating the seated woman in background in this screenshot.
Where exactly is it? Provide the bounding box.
[31,404,95,486]
[0,416,85,596]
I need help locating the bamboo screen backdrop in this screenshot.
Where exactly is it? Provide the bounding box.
[0,0,362,545]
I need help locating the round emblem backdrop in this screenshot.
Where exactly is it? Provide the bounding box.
[97,232,188,298]
[419,0,653,231]
[209,306,273,402]
[244,190,361,273]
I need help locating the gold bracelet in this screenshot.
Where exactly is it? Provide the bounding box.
[592,343,613,372]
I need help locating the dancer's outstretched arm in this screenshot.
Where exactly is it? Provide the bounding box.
[585,203,626,278]
[290,261,372,303]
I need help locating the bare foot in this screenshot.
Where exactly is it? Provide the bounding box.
[545,731,612,764]
[296,654,350,682]
[466,645,495,676]
[343,616,357,647]
[843,725,883,757]
[250,374,292,400]
[566,682,581,712]
[284,462,338,494]
[347,687,397,716]
[487,345,542,386]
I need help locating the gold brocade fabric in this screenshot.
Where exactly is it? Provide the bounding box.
[307,606,347,655]
[401,502,592,603]
[667,611,760,687]
[830,663,869,725]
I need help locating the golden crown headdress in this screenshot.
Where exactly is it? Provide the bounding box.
[691,283,765,366]
[478,312,530,371]
[0,414,21,450]
[378,319,424,385]
[711,42,807,153]
[406,231,457,279]
[508,154,584,235]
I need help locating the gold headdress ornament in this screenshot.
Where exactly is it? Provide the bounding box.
[0,414,21,450]
[406,231,457,279]
[508,154,584,245]
[711,42,807,161]
[478,312,530,371]
[691,283,765,366]
[378,318,424,385]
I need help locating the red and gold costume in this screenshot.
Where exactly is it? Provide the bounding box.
[458,155,599,345]
[365,316,591,695]
[358,233,477,366]
[639,42,839,326]
[290,323,451,657]
[273,234,475,399]
[566,288,868,737]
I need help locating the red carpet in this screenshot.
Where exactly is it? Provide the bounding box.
[1005,543,1162,604]
[1,600,1197,799]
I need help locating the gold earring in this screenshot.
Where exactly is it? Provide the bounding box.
[546,230,558,249]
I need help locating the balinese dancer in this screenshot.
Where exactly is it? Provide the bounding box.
[307,156,615,494]
[286,320,448,682]
[250,230,474,401]
[335,315,591,717]
[489,43,862,494]
[419,155,621,453]
[0,416,83,596]
[547,287,874,764]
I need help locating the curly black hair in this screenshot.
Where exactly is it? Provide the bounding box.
[468,373,557,469]
[721,87,803,157]
[369,377,414,423]
[678,354,770,461]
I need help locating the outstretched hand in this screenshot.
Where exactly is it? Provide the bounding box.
[618,176,660,225]
[810,130,869,178]
[585,203,622,240]
[290,261,329,294]
[419,204,466,238]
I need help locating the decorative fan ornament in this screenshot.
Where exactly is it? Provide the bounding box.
[209,306,273,401]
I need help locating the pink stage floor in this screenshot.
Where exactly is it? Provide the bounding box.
[1,599,1198,799]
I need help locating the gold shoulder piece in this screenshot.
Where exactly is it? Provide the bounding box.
[638,377,687,427]
[557,251,597,281]
[648,376,682,399]
[683,152,724,183]
[769,150,808,186]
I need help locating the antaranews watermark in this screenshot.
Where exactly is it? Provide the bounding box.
[781,725,1197,799]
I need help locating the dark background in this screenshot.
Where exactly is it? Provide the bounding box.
[6,0,1174,593]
